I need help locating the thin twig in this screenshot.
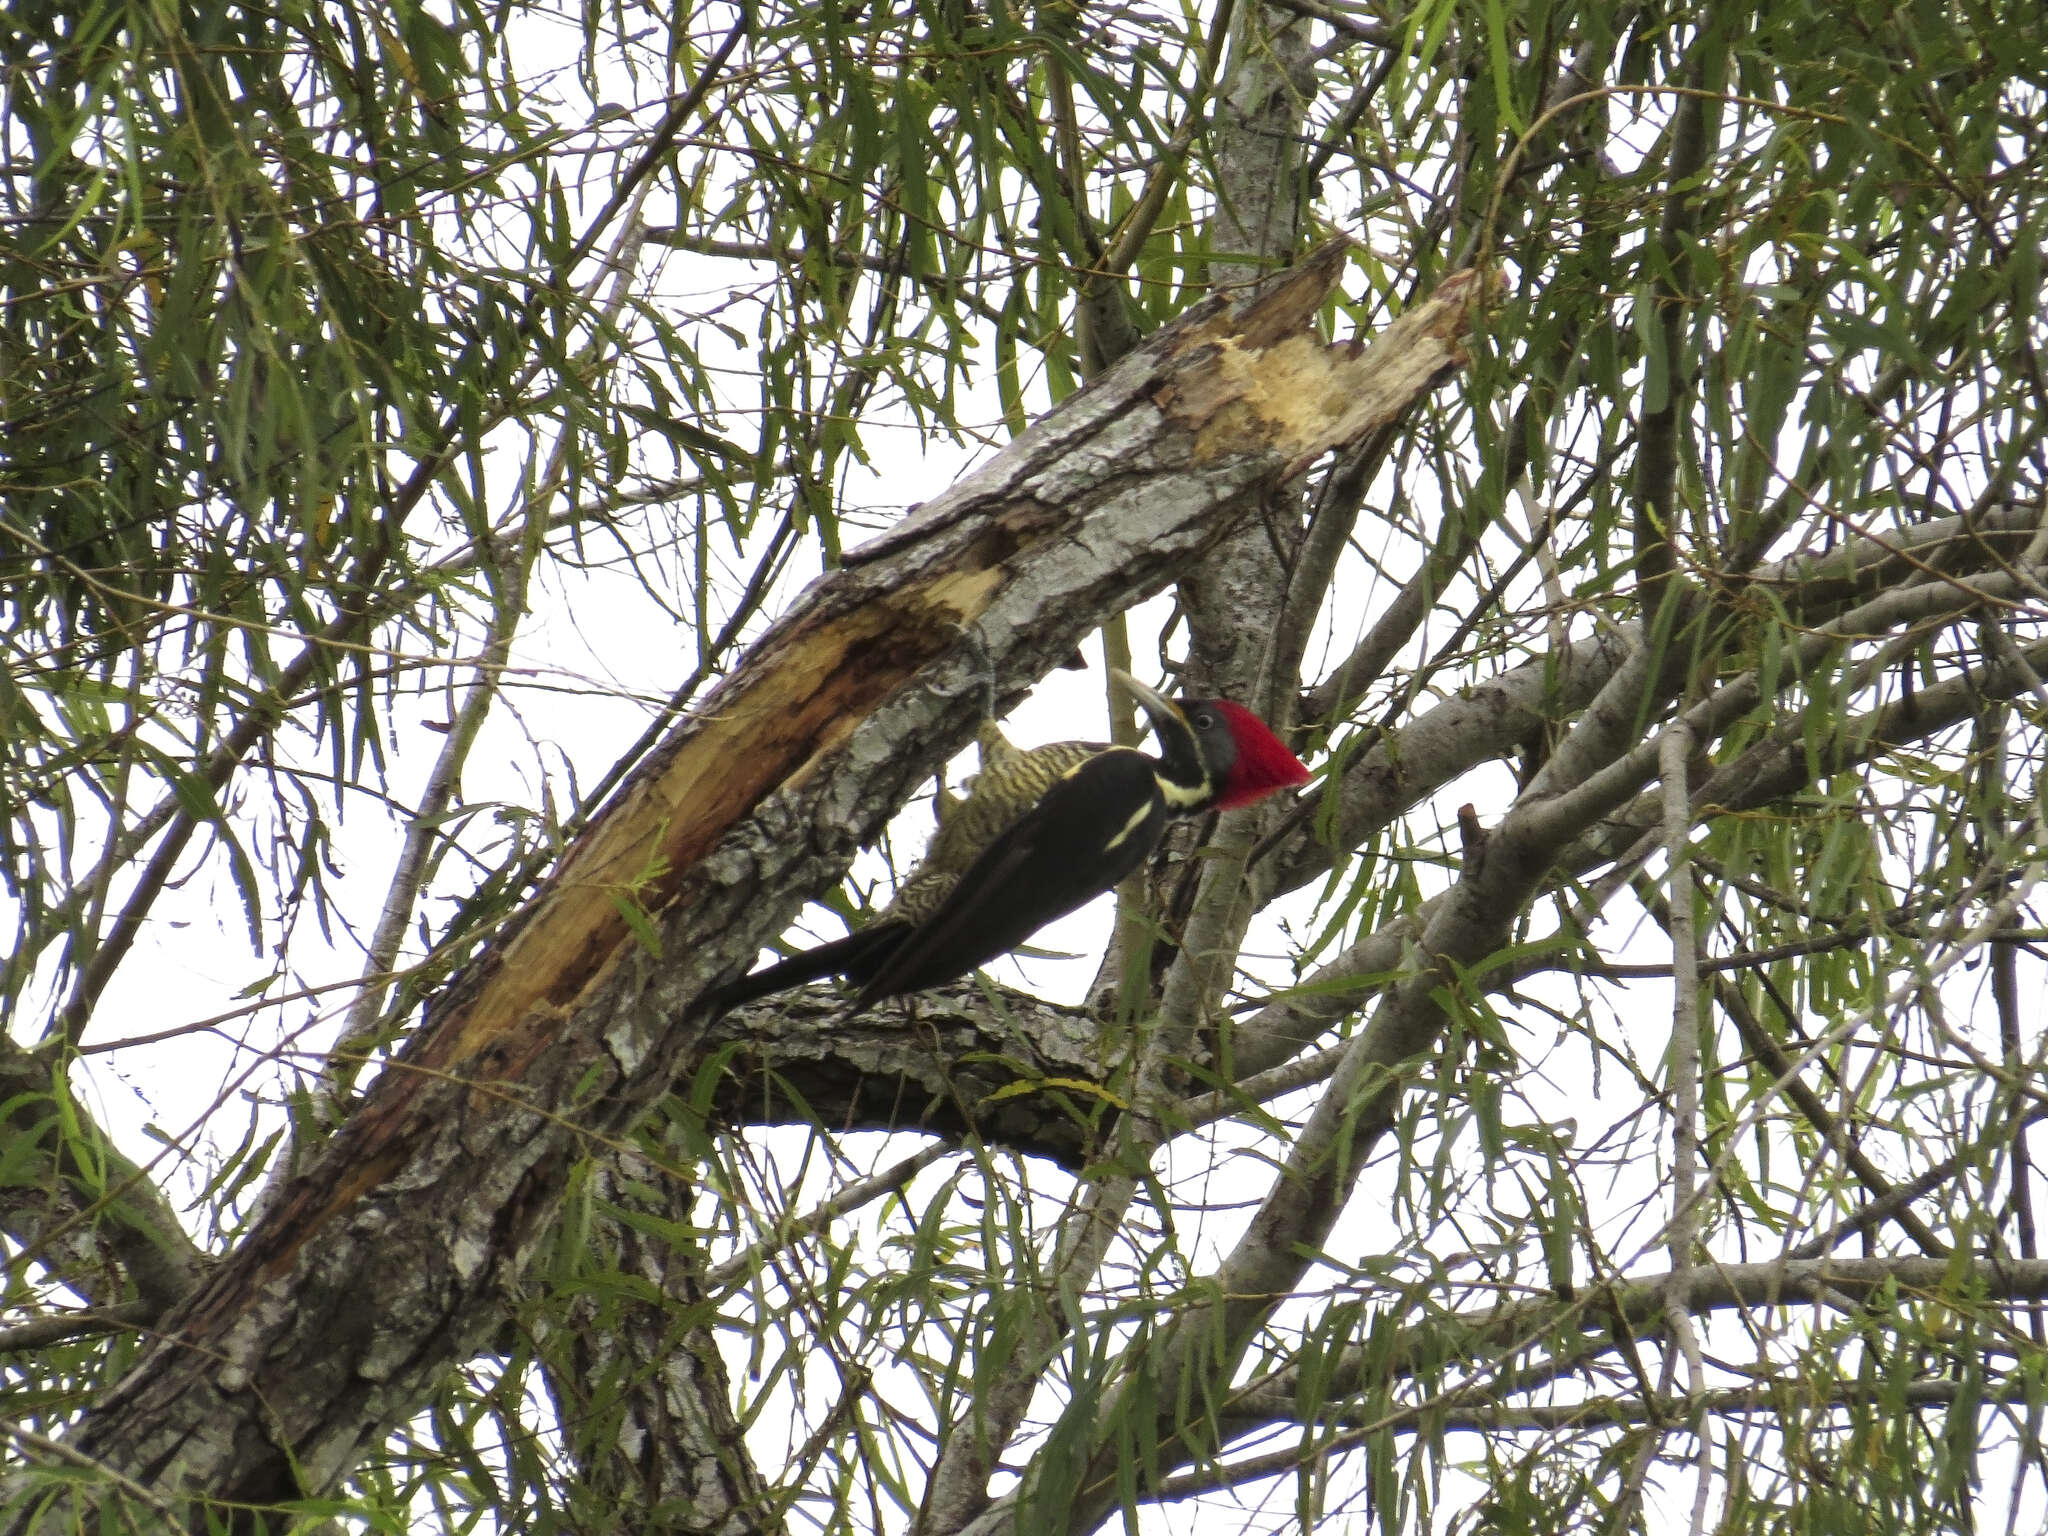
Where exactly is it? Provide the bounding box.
[1657,719,1715,1536]
[0,1300,153,1354]
[704,1145,948,1295]
[3,1417,189,1524]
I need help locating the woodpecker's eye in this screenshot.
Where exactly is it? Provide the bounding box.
[1194,711,1216,731]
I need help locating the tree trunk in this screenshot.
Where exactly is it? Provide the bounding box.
[17,244,1481,1529]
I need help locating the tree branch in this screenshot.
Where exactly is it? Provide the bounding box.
[34,247,1479,1521]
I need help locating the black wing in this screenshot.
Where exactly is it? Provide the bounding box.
[701,921,911,1015]
[850,749,1166,1009]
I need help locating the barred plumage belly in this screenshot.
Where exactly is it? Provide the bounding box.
[882,723,1103,928]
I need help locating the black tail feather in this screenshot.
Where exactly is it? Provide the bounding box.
[700,922,910,1015]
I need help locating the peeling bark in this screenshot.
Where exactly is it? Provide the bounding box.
[19,245,1481,1525]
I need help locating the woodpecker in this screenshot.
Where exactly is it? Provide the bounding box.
[703,670,1311,1016]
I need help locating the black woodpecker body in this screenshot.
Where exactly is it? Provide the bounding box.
[703,672,1310,1017]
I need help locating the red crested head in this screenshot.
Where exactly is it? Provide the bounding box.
[1205,698,1312,810]
[1111,669,1312,814]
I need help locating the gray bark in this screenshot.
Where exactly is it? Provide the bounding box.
[537,1132,776,1535]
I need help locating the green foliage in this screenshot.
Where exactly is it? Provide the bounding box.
[5,0,2048,1532]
